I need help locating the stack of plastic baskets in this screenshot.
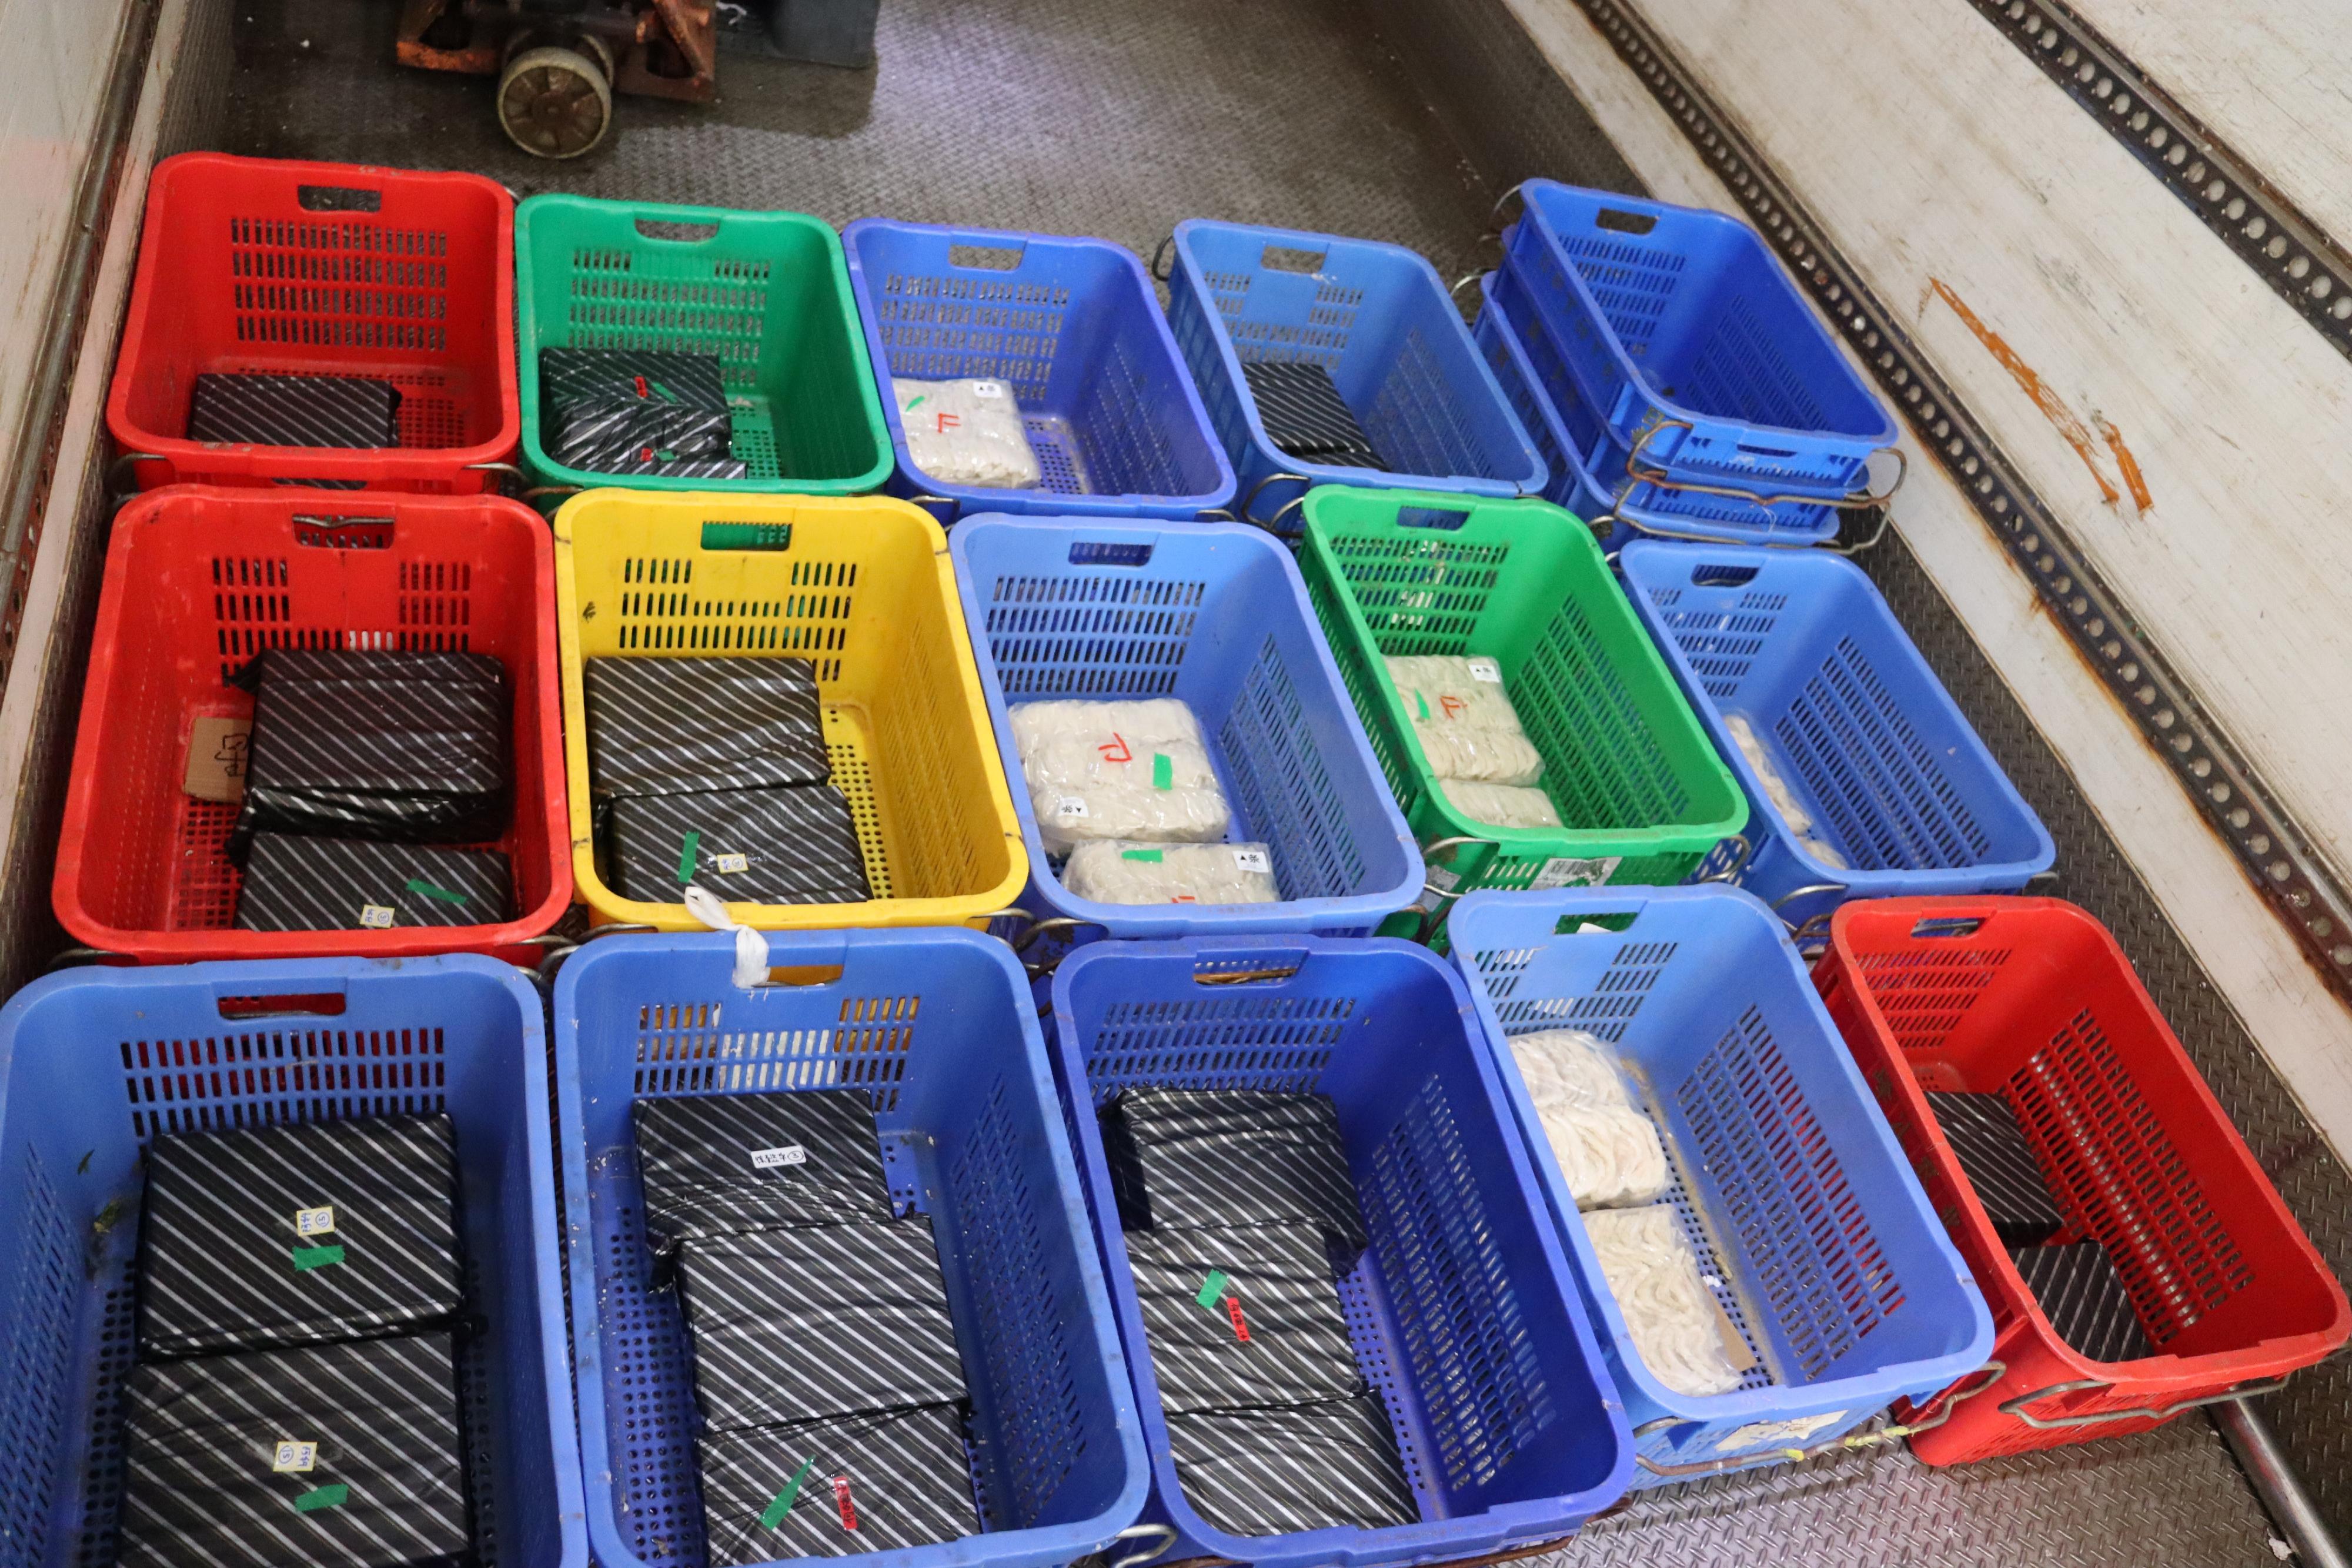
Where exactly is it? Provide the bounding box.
[1448,886,1996,1482]
[107,153,520,493]
[948,515,1422,948]
[1818,898,2351,1465]
[553,489,1027,931]
[515,195,893,494]
[1165,219,1545,531]
[1619,540,2054,935]
[0,957,585,1568]
[53,487,572,964]
[553,928,1150,1568]
[1050,935,1633,1566]
[1299,486,1744,901]
[1492,183,1900,544]
[843,220,1236,520]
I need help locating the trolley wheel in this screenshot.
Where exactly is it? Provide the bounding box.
[497,45,613,159]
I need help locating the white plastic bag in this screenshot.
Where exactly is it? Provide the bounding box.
[1063,841,1281,905]
[1435,778,1561,830]
[1586,1204,1750,1396]
[1725,713,1849,870]
[1508,1029,1669,1209]
[896,377,1043,490]
[1385,654,1544,786]
[1008,698,1232,851]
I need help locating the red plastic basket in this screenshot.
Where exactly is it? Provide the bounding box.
[1816,897,2348,1464]
[54,486,570,964]
[106,153,519,493]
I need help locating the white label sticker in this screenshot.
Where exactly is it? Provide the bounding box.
[1231,848,1271,874]
[1425,863,1461,893]
[1466,657,1503,684]
[1531,855,1622,891]
[1714,1410,1845,1453]
[295,1206,336,1238]
[1054,795,1090,820]
[750,1146,808,1171]
[713,852,750,875]
[970,380,1007,399]
[272,1440,319,1474]
[358,904,395,929]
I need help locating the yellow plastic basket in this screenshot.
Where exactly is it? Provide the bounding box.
[554,490,1026,930]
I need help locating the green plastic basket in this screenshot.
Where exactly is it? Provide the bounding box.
[515,195,891,494]
[1301,486,1743,898]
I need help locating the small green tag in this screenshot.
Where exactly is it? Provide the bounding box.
[1121,848,1164,863]
[677,830,701,885]
[293,1485,349,1514]
[761,1457,816,1528]
[1152,753,1173,790]
[1194,1269,1231,1310]
[291,1244,346,1272]
[1414,690,1430,721]
[649,379,679,403]
[404,878,467,907]
[906,394,927,410]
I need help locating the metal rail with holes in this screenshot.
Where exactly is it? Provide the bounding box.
[1558,0,2352,1005]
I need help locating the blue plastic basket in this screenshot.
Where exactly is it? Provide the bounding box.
[1476,271,1840,550]
[843,220,1237,520]
[1619,541,2054,934]
[948,516,1423,944]
[554,928,1150,1568]
[1502,183,1896,503]
[1166,219,1546,531]
[0,957,585,1568]
[1445,887,1994,1484]
[1050,935,1633,1568]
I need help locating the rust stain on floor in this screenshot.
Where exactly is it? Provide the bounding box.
[1928,277,2121,509]
[2093,413,2154,513]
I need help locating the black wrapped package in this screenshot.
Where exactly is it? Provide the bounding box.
[677,1218,967,1430]
[138,1114,464,1359]
[1165,1395,1416,1538]
[1927,1091,2066,1248]
[542,346,730,414]
[635,1088,895,1251]
[230,650,510,857]
[1241,361,1387,470]
[1100,1088,1369,1255]
[188,372,402,449]
[2010,1243,2153,1363]
[541,346,733,471]
[235,835,511,932]
[1123,1221,1363,1414]
[115,1333,470,1568]
[606,785,870,905]
[697,1405,978,1566]
[584,655,831,798]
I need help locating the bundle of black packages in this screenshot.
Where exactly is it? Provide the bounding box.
[699,1406,977,1563]
[1100,1086,1369,1255]
[541,347,747,478]
[235,835,512,934]
[1242,360,1388,472]
[187,372,401,449]
[1926,1091,2066,1248]
[2009,1242,2153,1363]
[1121,1221,1364,1414]
[634,1088,897,1252]
[136,1114,465,1359]
[228,650,510,855]
[114,1335,472,1568]
[583,653,870,907]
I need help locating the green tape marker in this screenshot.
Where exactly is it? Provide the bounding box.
[761,1457,817,1528]
[1121,848,1164,863]
[1414,690,1430,721]
[293,1484,349,1514]
[906,394,926,411]
[1194,1269,1231,1310]
[404,878,467,907]
[650,380,678,403]
[291,1244,346,1272]
[1152,753,1173,790]
[677,830,701,885]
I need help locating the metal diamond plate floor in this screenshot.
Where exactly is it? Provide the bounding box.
[219,2,2344,1563]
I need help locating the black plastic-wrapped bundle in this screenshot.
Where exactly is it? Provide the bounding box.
[187,372,402,449]
[633,1088,896,1252]
[583,656,831,798]
[606,785,870,905]
[1098,1088,1369,1255]
[541,347,734,472]
[1121,1221,1363,1414]
[696,1405,978,1565]
[233,835,511,932]
[1164,1395,1415,1537]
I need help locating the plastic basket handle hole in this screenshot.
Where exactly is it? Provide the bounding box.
[217,992,348,1019]
[701,521,793,550]
[1689,563,1758,588]
[1396,506,1471,532]
[1735,443,1798,459]
[1594,208,1658,236]
[762,964,845,988]
[1190,957,1305,985]
[637,216,721,243]
[293,515,396,549]
[297,184,382,213]
[948,243,1025,272]
[1068,540,1154,567]
[1259,245,1327,275]
[1554,912,1639,935]
[1912,917,1986,940]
